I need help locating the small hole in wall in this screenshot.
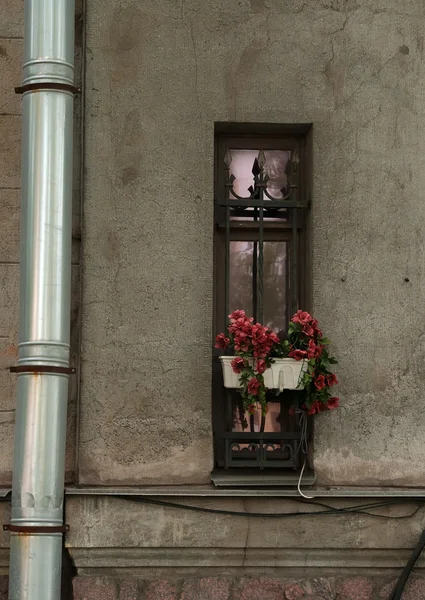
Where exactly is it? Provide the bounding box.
[404,277,410,283]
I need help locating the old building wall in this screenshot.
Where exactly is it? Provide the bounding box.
[1,0,425,593]
[81,0,425,486]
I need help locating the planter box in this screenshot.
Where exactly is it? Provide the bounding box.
[219,357,307,391]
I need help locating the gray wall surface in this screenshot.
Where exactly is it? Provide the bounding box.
[80,0,425,486]
[64,495,425,576]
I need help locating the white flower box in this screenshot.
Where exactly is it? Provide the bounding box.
[219,357,307,391]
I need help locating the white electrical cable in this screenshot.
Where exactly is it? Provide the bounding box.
[297,456,315,499]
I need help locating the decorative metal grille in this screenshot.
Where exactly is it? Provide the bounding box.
[221,147,304,323]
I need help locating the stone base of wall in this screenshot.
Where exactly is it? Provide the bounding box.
[72,575,425,600]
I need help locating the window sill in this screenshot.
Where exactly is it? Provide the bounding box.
[210,468,316,487]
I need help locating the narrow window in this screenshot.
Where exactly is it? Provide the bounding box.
[212,125,313,485]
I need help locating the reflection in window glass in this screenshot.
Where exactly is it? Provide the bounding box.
[229,241,253,318]
[233,400,282,433]
[229,149,291,200]
[229,241,287,334]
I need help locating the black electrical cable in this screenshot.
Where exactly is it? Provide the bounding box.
[116,495,425,520]
[293,498,425,519]
[389,528,425,600]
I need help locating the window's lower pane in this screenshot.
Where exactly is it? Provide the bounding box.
[229,241,288,333]
[233,401,281,432]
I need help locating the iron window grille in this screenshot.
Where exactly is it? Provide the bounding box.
[212,127,312,478]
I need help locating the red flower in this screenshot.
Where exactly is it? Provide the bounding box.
[247,377,261,396]
[302,323,315,337]
[327,373,338,387]
[228,309,246,321]
[247,403,257,415]
[215,333,230,349]
[327,397,339,410]
[307,339,322,359]
[308,401,321,415]
[228,317,248,334]
[314,374,326,390]
[268,331,280,344]
[231,357,246,374]
[289,349,308,360]
[234,331,251,352]
[256,359,267,374]
[292,310,312,325]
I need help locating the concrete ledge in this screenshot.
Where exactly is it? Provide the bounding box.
[69,547,425,571]
[64,485,425,497]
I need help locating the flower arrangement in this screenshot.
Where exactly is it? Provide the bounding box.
[284,310,339,415]
[215,309,339,417]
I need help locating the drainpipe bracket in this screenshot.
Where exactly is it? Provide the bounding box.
[15,83,81,95]
[10,366,76,375]
[3,524,70,533]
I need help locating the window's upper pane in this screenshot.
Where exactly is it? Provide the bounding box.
[229,149,291,200]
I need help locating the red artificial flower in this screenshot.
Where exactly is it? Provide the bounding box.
[289,349,308,360]
[308,401,321,415]
[310,319,323,339]
[327,373,338,387]
[215,333,230,349]
[327,397,339,410]
[307,339,319,359]
[292,310,312,325]
[247,377,261,396]
[247,403,257,415]
[228,309,246,321]
[302,323,315,337]
[231,357,246,374]
[234,331,251,352]
[256,359,267,374]
[314,374,326,391]
[268,331,280,344]
[228,317,249,334]
[251,324,268,346]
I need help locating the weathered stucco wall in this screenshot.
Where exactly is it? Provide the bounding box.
[65,495,425,577]
[81,0,425,486]
[0,0,82,485]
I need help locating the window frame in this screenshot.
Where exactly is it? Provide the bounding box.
[212,125,313,478]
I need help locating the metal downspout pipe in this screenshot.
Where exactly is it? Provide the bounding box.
[8,1,75,599]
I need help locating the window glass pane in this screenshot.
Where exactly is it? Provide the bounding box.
[229,241,288,334]
[229,149,291,200]
[229,241,253,317]
[233,400,283,433]
[263,241,287,333]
